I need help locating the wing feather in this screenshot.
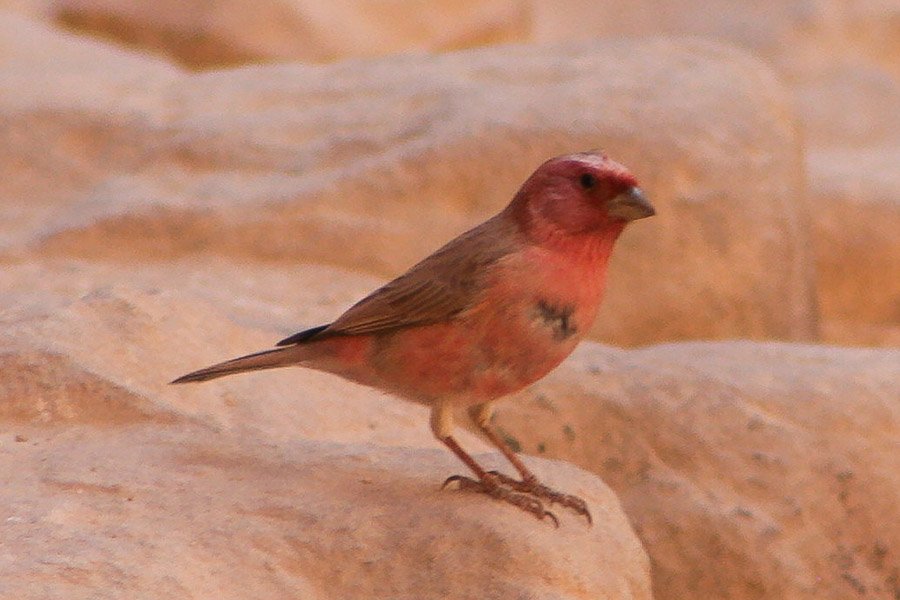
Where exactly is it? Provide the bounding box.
[276,214,519,345]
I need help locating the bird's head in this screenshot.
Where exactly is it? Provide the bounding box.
[509,151,654,241]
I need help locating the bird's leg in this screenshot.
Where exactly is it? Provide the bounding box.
[431,403,558,526]
[468,403,592,524]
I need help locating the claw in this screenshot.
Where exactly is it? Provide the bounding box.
[441,474,467,490]
[487,471,593,525]
[441,473,559,526]
[543,509,560,528]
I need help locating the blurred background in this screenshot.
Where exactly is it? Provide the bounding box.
[1,0,896,347]
[1,3,898,600]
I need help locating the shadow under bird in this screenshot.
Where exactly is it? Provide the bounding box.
[172,150,655,526]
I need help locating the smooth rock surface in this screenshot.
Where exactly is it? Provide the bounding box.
[806,146,900,346]
[16,0,530,67]
[0,13,816,345]
[2,257,898,599]
[1,5,896,600]
[492,341,900,600]
[0,261,652,599]
[6,0,896,345]
[531,0,900,345]
[0,425,650,600]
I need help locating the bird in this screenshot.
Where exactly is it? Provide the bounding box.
[171,150,654,526]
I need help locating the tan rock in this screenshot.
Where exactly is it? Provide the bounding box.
[0,13,816,345]
[0,425,651,599]
[807,146,900,346]
[531,0,900,345]
[23,0,899,80]
[787,44,900,348]
[3,258,896,599]
[796,61,900,347]
[795,63,900,149]
[0,261,651,599]
[20,0,529,67]
[0,0,50,19]
[8,0,893,347]
[531,0,900,82]
[2,7,895,599]
[0,259,436,444]
[492,341,900,600]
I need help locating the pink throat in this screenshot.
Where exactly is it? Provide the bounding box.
[527,216,626,265]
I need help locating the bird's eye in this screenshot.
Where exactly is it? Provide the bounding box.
[579,173,596,189]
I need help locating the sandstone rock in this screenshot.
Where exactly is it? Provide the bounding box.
[0,259,439,445]
[795,63,900,149]
[6,0,895,346]
[531,0,900,345]
[0,260,652,599]
[0,425,651,600]
[797,63,900,347]
[492,341,900,600]
[807,145,900,346]
[24,0,900,80]
[0,0,50,19]
[531,0,900,82]
[1,7,894,599]
[0,13,816,345]
[15,0,529,67]
[3,260,896,599]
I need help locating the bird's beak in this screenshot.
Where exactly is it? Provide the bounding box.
[608,186,655,221]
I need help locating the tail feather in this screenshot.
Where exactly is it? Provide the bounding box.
[170,346,308,384]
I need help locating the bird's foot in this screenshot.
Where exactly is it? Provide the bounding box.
[442,474,559,527]
[487,471,592,525]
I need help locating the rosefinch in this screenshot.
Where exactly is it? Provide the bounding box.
[172,151,654,525]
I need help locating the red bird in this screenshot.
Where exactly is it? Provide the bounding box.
[172,151,654,525]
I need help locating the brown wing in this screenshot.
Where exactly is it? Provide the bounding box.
[276,214,518,345]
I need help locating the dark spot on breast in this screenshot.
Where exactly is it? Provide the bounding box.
[534,300,577,341]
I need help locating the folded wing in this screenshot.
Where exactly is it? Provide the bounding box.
[277,214,518,345]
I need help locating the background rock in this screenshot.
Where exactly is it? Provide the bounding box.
[9,0,893,343]
[0,13,816,346]
[531,0,900,345]
[806,145,900,346]
[6,0,530,68]
[0,2,896,599]
[491,341,900,600]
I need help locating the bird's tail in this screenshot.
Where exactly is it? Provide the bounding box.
[170,345,310,384]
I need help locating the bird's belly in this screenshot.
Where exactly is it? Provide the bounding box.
[362,301,587,406]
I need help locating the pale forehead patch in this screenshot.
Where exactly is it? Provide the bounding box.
[571,153,607,169]
[543,151,635,184]
[565,151,636,185]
